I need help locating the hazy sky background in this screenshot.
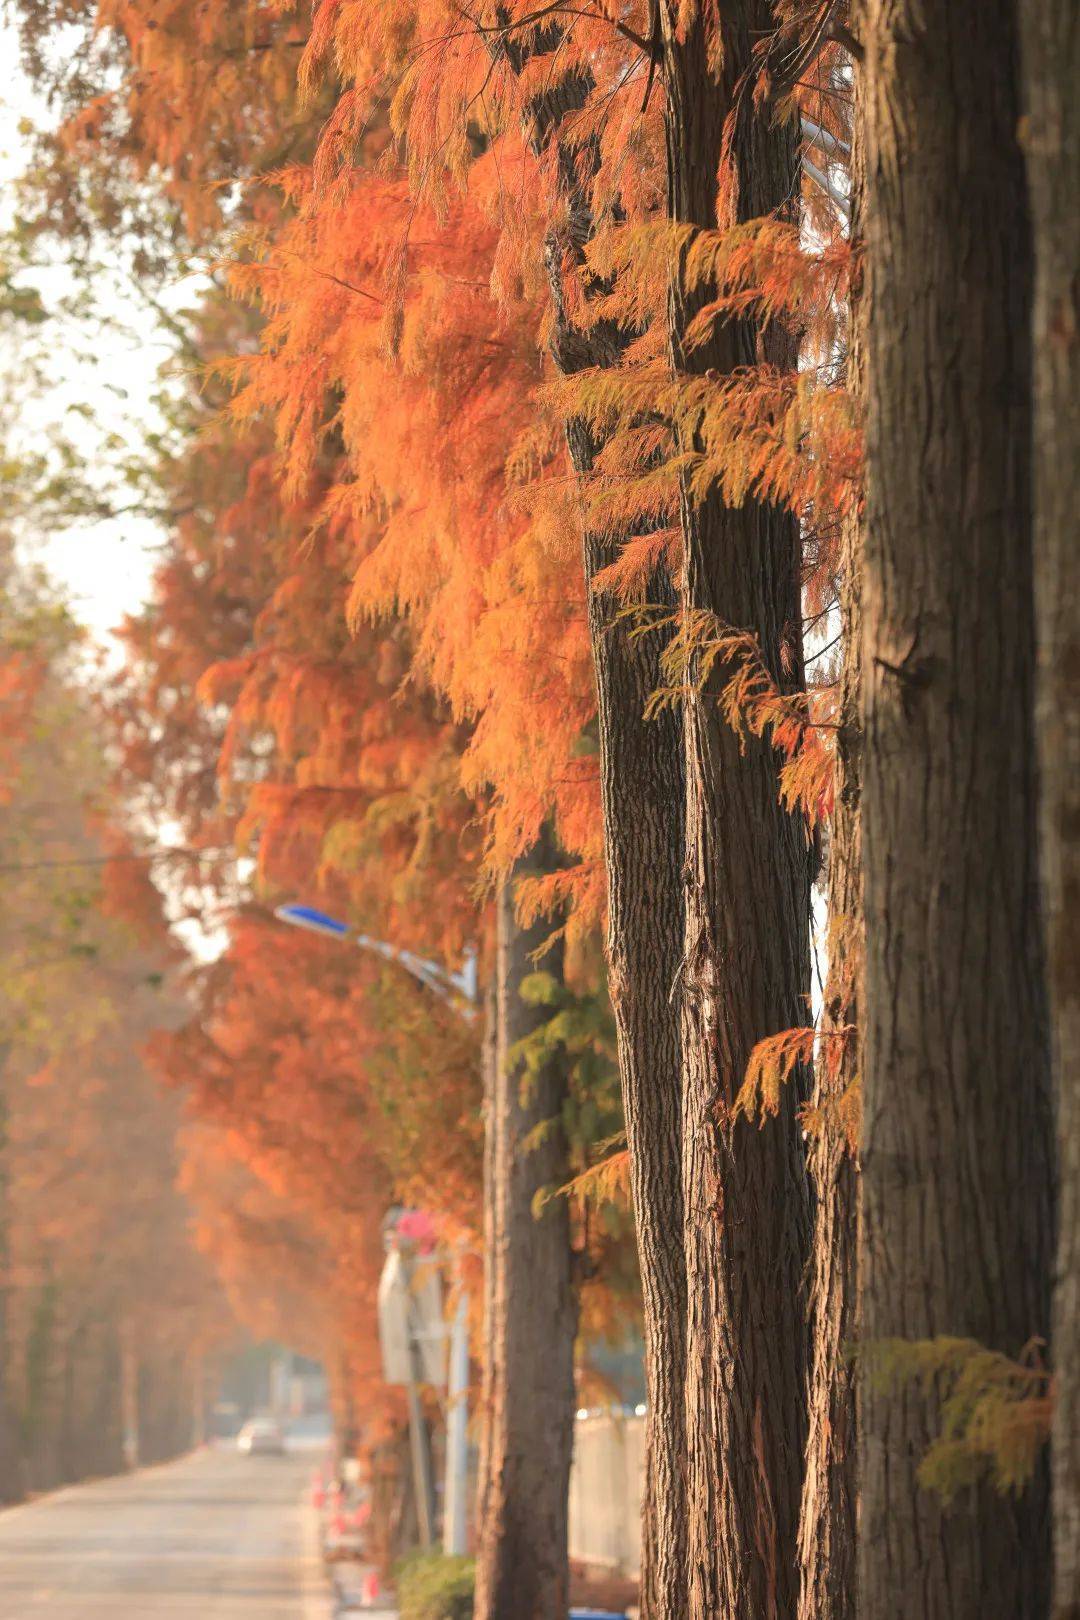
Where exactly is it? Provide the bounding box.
[1,21,194,643]
[1,26,242,952]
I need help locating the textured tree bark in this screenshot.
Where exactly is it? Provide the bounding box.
[797,98,863,1620]
[858,0,1055,1611]
[659,6,812,1616]
[497,24,690,1614]
[576,501,687,1620]
[1016,2,1080,1611]
[473,849,577,1620]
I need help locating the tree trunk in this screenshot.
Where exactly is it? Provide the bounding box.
[579,512,687,1619]
[474,976,498,1539]
[119,1317,140,1470]
[496,23,690,1614]
[797,101,863,1620]
[857,0,1055,1610]
[1016,2,1080,1610]
[659,6,812,1616]
[474,845,577,1620]
[0,1052,23,1505]
[558,272,688,1620]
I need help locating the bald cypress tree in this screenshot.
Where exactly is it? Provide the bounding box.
[857,0,1055,1611]
[659,5,812,1614]
[1017,0,1080,1608]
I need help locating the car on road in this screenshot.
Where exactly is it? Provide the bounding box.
[236,1417,286,1455]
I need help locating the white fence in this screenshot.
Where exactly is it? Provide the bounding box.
[568,1409,645,1578]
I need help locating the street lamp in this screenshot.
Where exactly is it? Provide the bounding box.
[273,899,476,1558]
[273,903,478,1012]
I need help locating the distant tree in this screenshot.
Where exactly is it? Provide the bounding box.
[0,550,230,1498]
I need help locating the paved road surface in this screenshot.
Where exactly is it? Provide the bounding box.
[0,1445,329,1618]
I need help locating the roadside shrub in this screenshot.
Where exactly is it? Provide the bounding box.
[395,1552,475,1620]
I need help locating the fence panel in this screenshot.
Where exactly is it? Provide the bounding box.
[568,1410,644,1578]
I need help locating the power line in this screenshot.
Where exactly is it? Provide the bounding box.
[0,846,242,875]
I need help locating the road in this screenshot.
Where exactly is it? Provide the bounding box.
[0,1444,330,1618]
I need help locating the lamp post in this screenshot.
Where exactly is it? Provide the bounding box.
[273,903,478,1012]
[274,900,476,1557]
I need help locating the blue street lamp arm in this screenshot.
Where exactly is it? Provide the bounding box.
[273,903,478,1014]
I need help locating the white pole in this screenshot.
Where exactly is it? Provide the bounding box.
[406,1334,436,1548]
[442,1284,469,1557]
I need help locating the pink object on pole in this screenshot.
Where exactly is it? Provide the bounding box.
[395,1208,437,1253]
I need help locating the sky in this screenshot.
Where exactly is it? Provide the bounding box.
[0,22,242,954]
[0,21,187,642]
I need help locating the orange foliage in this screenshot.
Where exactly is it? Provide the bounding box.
[13,0,862,1432]
[0,649,44,804]
[223,149,601,892]
[151,908,481,1437]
